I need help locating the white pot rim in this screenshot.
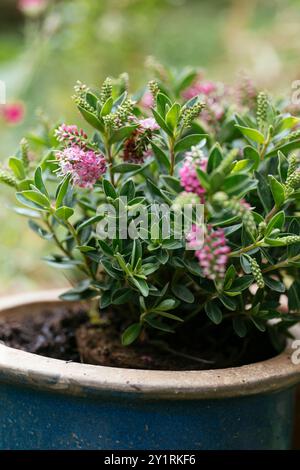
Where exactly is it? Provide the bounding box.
[0,289,299,400]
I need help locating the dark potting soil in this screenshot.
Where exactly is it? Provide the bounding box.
[0,306,279,370]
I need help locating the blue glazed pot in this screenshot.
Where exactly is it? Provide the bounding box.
[0,291,299,450]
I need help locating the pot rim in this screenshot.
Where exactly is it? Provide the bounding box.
[0,289,299,400]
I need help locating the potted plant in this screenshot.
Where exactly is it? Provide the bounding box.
[0,67,300,450]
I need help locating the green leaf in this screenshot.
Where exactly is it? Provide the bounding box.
[100,290,112,309]
[34,167,48,197]
[154,311,183,322]
[250,317,266,332]
[17,190,50,209]
[232,317,247,337]
[112,288,133,305]
[205,301,223,325]
[156,298,178,311]
[263,277,285,293]
[156,92,172,117]
[144,316,174,333]
[146,179,172,204]
[255,171,273,212]
[112,163,142,174]
[268,175,285,208]
[151,142,170,171]
[174,69,198,95]
[171,284,194,303]
[278,116,300,132]
[207,143,223,173]
[196,167,210,190]
[240,255,252,274]
[98,239,114,256]
[28,220,53,240]
[231,159,253,173]
[225,275,254,295]
[43,255,82,269]
[9,157,25,180]
[12,207,41,218]
[131,239,142,268]
[235,125,265,144]
[166,102,181,131]
[265,138,300,159]
[100,97,113,117]
[120,179,135,201]
[103,179,117,199]
[288,281,300,311]
[174,134,207,153]
[55,206,74,220]
[16,193,48,211]
[288,218,300,258]
[56,174,71,208]
[223,174,257,197]
[131,277,149,297]
[220,294,237,311]
[161,175,181,193]
[223,264,237,290]
[243,146,260,170]
[121,323,142,346]
[152,108,173,137]
[78,105,104,132]
[264,237,290,247]
[77,214,104,232]
[265,211,285,236]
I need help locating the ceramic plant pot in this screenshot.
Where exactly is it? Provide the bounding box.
[0,290,299,450]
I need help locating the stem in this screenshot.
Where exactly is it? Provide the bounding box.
[44,216,74,259]
[230,241,262,257]
[104,136,115,186]
[265,205,278,224]
[66,221,96,280]
[169,137,175,176]
[262,254,300,273]
[259,133,271,160]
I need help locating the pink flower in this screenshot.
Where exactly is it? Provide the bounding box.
[187,225,230,281]
[1,102,25,125]
[140,92,154,109]
[139,117,159,131]
[18,0,48,16]
[55,124,88,148]
[182,79,217,100]
[56,145,106,189]
[179,149,208,202]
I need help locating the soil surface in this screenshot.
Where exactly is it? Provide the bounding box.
[0,306,279,370]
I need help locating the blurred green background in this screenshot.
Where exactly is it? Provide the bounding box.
[1,0,300,295]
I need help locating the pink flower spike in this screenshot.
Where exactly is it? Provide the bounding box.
[55,124,88,148]
[179,150,208,202]
[187,225,230,282]
[56,145,106,189]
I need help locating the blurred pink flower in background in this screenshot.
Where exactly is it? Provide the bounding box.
[140,92,154,109]
[182,75,226,126]
[1,102,25,125]
[182,79,217,100]
[18,0,48,17]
